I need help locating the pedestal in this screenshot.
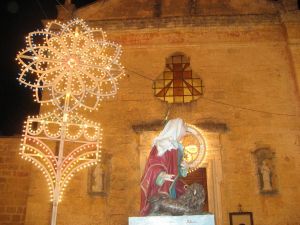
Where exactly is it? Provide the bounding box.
[129,214,215,225]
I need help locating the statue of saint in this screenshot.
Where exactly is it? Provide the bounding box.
[140,118,189,216]
[92,164,104,192]
[260,160,272,192]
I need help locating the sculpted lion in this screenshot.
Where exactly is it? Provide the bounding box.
[148,183,206,216]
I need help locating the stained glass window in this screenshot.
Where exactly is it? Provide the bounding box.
[153,54,203,103]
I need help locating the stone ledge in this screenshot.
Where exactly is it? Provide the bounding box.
[43,14,280,30]
[280,11,300,24]
[87,14,280,30]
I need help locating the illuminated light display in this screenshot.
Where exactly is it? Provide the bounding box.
[16,18,124,225]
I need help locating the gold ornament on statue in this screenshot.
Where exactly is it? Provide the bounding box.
[182,124,206,172]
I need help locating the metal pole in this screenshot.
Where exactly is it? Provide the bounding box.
[50,78,71,225]
[51,200,58,225]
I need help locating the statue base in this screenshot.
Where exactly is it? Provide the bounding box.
[129,214,215,225]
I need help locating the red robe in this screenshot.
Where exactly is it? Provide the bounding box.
[140,146,186,216]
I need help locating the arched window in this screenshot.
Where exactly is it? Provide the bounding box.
[153,53,203,103]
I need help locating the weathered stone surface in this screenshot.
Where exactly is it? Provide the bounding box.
[2,2,300,225]
[26,16,300,225]
[0,137,31,225]
[73,0,281,20]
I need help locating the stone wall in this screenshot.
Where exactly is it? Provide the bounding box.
[0,137,31,225]
[22,4,300,225]
[73,0,282,20]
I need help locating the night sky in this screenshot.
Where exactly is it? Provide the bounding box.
[0,0,94,136]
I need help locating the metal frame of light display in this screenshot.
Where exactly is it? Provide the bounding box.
[16,18,125,225]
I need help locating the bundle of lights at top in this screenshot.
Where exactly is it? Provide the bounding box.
[16,19,124,225]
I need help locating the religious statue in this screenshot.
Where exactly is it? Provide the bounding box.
[253,148,277,194]
[91,164,105,193]
[140,118,206,216]
[260,160,272,192]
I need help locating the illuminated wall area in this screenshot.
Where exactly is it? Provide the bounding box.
[1,1,300,225]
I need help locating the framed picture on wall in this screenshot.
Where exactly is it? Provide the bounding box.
[229,212,254,225]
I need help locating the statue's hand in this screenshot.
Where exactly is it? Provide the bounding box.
[161,172,175,182]
[180,161,189,170]
[179,161,189,177]
[156,171,175,186]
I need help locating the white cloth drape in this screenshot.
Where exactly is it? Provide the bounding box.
[152,118,187,156]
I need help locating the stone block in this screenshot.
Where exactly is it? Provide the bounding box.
[129,215,215,225]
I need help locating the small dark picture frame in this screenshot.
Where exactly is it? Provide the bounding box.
[229,212,254,225]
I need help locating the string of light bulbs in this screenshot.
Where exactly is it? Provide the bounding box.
[16,18,125,225]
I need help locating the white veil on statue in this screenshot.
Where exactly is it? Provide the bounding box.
[152,118,187,156]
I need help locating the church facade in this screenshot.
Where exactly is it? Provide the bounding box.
[1,1,300,225]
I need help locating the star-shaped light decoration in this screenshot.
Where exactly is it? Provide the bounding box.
[16,19,125,225]
[16,18,125,112]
